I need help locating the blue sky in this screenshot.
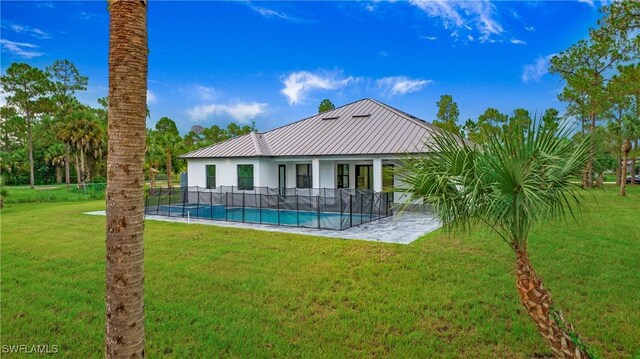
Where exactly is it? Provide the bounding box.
[1,1,603,134]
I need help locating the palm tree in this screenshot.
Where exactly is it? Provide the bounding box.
[398,123,594,358]
[158,131,184,189]
[55,119,80,186]
[66,110,104,186]
[145,129,162,190]
[105,1,147,357]
[44,143,66,183]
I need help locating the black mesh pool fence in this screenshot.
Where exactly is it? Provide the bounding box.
[144,186,392,230]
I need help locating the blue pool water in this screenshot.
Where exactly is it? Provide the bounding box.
[151,204,373,229]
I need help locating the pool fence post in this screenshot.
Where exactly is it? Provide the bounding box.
[196,186,200,219]
[277,193,281,226]
[316,194,320,229]
[210,190,214,221]
[360,194,363,224]
[386,192,390,216]
[156,188,161,215]
[259,193,262,224]
[296,194,299,227]
[350,194,353,228]
[225,192,228,221]
[339,189,343,230]
[168,187,172,217]
[242,191,246,223]
[370,192,374,222]
[181,187,187,218]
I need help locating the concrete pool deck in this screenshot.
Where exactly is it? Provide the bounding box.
[85,211,440,245]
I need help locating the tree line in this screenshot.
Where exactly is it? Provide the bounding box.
[0,60,255,188]
[431,2,639,195]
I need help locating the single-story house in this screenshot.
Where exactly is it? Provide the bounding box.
[181,98,443,200]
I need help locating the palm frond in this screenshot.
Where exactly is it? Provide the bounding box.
[397,121,592,247]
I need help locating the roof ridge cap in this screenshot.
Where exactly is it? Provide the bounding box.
[250,132,262,156]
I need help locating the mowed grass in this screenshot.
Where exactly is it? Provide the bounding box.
[3,184,106,204]
[1,186,639,358]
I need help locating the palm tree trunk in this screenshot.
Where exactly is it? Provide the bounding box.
[615,155,621,185]
[65,143,71,187]
[580,118,588,189]
[149,167,157,190]
[56,166,62,183]
[620,138,631,196]
[166,150,172,190]
[585,112,596,189]
[27,114,35,189]
[514,247,589,358]
[80,150,87,187]
[74,152,82,187]
[105,1,148,357]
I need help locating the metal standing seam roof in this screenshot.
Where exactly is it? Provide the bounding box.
[181,98,446,159]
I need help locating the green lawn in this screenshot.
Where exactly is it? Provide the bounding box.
[2,184,106,204]
[1,186,639,358]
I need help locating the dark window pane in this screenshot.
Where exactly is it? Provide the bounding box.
[206,165,216,189]
[238,164,254,190]
[337,164,349,188]
[296,164,312,188]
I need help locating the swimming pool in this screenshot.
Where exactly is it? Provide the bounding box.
[145,186,392,230]
[152,204,374,229]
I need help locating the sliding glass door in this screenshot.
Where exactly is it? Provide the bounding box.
[355,165,373,190]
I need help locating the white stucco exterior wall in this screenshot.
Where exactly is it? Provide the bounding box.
[186,158,262,188]
[186,156,410,202]
[319,160,335,188]
[258,158,278,188]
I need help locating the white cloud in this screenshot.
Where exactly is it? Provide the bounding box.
[194,85,217,101]
[75,11,97,20]
[249,5,307,23]
[510,38,526,45]
[524,25,535,32]
[147,90,157,104]
[253,6,289,19]
[36,2,54,9]
[188,102,268,123]
[364,3,377,12]
[376,76,432,96]
[410,0,464,28]
[577,0,595,7]
[522,54,556,83]
[9,24,51,39]
[281,71,354,105]
[409,0,503,42]
[467,35,474,41]
[421,35,437,41]
[0,39,43,58]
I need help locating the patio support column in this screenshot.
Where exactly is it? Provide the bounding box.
[312,158,320,188]
[373,158,382,192]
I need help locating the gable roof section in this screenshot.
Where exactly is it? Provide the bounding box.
[182,98,443,159]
